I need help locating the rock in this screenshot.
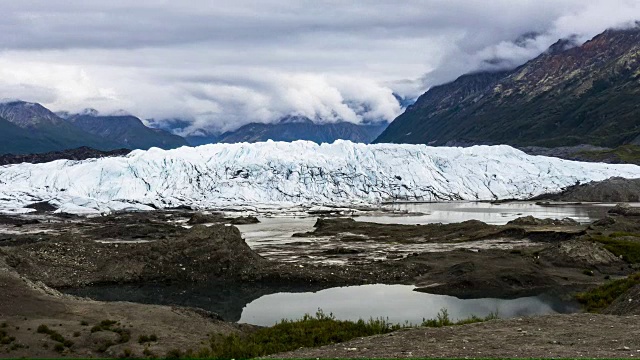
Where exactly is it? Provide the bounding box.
[507,216,579,226]
[187,213,225,225]
[609,204,640,216]
[538,240,622,268]
[228,216,260,225]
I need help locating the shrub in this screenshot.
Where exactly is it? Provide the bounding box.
[36,324,50,334]
[142,347,154,357]
[576,272,640,312]
[207,308,500,359]
[166,349,182,359]
[592,235,640,263]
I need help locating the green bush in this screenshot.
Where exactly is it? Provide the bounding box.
[207,308,500,359]
[36,324,50,334]
[576,273,640,312]
[208,310,401,359]
[592,235,640,263]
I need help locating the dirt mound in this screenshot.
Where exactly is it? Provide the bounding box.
[187,213,259,225]
[608,203,640,216]
[533,177,640,202]
[603,284,640,315]
[0,250,249,359]
[269,314,640,359]
[539,240,623,269]
[187,212,226,225]
[5,224,267,287]
[507,216,578,226]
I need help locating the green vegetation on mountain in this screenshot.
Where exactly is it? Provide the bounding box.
[375,27,640,148]
[0,102,186,154]
[66,114,188,150]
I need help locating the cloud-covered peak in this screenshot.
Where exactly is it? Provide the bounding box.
[0,1,638,133]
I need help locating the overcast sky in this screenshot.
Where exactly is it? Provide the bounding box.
[2,1,640,134]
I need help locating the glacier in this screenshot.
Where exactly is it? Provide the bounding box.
[1,140,640,214]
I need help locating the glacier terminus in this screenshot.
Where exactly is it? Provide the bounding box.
[1,140,640,214]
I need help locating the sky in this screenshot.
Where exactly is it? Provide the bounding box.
[2,1,640,134]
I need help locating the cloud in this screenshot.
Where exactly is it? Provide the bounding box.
[0,1,638,133]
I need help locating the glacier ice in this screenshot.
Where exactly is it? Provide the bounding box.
[1,140,640,214]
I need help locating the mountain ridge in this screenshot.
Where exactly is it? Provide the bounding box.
[375,27,640,148]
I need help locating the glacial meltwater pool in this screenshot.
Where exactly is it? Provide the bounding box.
[239,284,578,326]
[64,283,579,326]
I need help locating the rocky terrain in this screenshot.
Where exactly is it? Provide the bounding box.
[1,204,640,357]
[0,101,186,155]
[0,147,131,166]
[0,253,252,358]
[269,313,640,358]
[64,111,188,150]
[534,177,640,202]
[375,26,640,148]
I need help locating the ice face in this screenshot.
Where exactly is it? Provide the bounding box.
[1,140,640,214]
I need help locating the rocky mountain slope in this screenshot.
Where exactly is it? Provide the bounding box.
[65,110,188,150]
[150,116,388,145]
[1,142,639,214]
[376,26,640,148]
[216,116,387,144]
[0,147,131,166]
[0,102,189,154]
[0,101,121,153]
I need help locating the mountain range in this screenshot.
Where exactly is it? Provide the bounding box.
[2,26,640,156]
[148,116,388,146]
[375,26,640,148]
[0,102,391,154]
[63,110,187,150]
[215,116,387,144]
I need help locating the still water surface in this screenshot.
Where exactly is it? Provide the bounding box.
[237,201,621,248]
[240,284,578,326]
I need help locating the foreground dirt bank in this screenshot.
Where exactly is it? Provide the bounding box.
[268,313,640,358]
[0,255,251,358]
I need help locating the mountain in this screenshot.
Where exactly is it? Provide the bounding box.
[1,142,639,214]
[0,117,45,154]
[216,116,387,144]
[65,110,188,150]
[375,27,640,148]
[0,101,121,153]
[0,147,131,166]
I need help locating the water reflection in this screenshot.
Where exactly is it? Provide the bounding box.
[236,202,615,249]
[240,284,578,326]
[63,283,578,326]
[370,202,612,225]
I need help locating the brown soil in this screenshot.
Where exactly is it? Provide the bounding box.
[603,284,640,315]
[0,255,252,359]
[2,207,640,358]
[268,313,640,358]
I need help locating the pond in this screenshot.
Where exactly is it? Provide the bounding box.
[240,284,578,326]
[63,283,578,326]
